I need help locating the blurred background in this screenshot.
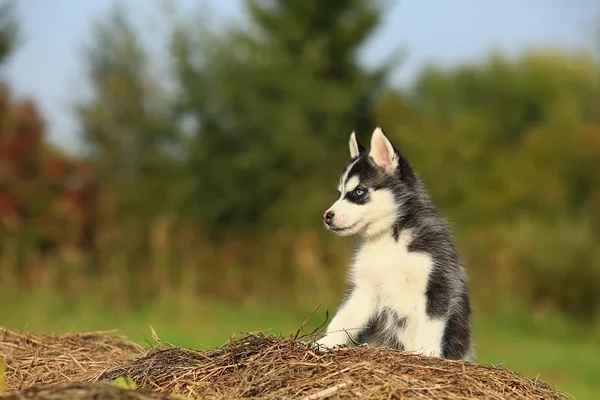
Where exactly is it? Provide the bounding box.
[0,0,599,397]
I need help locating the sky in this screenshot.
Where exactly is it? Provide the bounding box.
[1,0,599,154]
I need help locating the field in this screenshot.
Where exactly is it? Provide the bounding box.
[1,290,599,399]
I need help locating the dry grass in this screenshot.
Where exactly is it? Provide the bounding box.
[0,327,144,392]
[94,332,569,400]
[2,382,174,400]
[1,326,568,400]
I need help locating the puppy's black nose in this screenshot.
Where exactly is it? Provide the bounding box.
[323,211,335,224]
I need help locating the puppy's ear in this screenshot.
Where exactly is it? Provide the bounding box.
[349,131,366,158]
[369,126,398,173]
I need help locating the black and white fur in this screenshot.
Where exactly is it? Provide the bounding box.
[316,126,473,361]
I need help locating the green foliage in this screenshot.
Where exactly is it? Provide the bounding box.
[110,375,137,390]
[77,5,179,220]
[407,51,600,222]
[169,0,395,231]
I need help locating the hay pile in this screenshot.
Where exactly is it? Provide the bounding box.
[0,327,144,392]
[1,326,568,400]
[95,334,567,400]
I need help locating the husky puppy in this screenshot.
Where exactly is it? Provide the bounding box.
[316,126,473,361]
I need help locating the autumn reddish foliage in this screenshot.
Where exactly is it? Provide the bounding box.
[0,82,100,252]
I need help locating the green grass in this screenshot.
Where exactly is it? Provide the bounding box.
[1,289,599,400]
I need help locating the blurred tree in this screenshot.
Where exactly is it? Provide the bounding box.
[0,83,100,286]
[77,6,178,220]
[409,51,600,225]
[170,0,396,232]
[75,5,182,299]
[0,0,19,67]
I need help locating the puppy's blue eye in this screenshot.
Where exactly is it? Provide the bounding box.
[354,188,365,197]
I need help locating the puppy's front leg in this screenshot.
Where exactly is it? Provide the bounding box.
[316,286,375,351]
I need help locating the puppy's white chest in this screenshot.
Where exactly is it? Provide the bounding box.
[352,232,433,313]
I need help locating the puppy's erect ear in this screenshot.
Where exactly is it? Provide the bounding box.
[369,126,398,173]
[349,131,366,158]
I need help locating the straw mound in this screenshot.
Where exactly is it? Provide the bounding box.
[95,333,567,400]
[1,382,173,400]
[1,326,568,400]
[0,327,144,392]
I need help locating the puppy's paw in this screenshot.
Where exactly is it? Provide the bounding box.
[314,337,346,354]
[312,341,331,354]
